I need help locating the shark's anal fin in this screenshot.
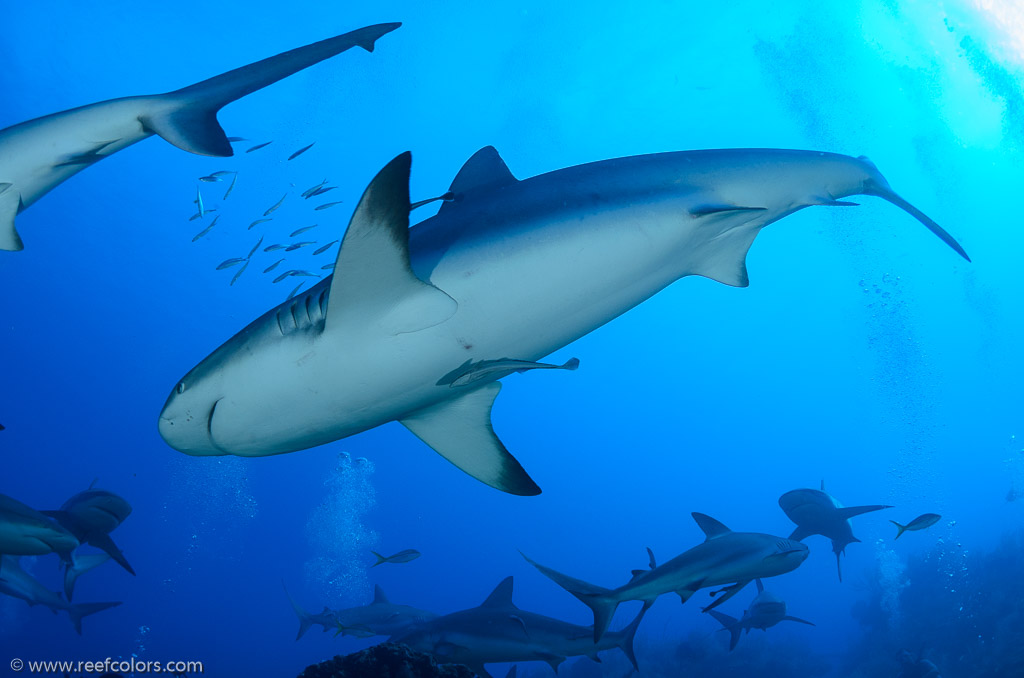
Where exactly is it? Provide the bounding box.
[326,152,456,335]
[439,146,517,214]
[399,383,540,496]
[0,184,24,251]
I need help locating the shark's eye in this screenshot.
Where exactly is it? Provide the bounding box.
[176,382,186,395]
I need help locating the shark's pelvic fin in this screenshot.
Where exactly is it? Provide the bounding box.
[326,152,456,335]
[63,553,110,602]
[480,576,517,608]
[399,383,540,496]
[692,513,732,540]
[440,146,518,214]
[0,185,24,251]
[144,24,401,158]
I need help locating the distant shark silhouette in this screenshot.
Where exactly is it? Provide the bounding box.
[0,493,79,572]
[284,582,435,641]
[0,22,400,251]
[390,576,646,678]
[524,513,808,642]
[779,481,891,581]
[159,147,969,495]
[707,579,814,650]
[0,555,120,634]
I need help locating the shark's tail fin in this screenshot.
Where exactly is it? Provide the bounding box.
[521,552,619,642]
[891,520,908,540]
[618,601,650,671]
[707,609,742,651]
[859,163,970,262]
[283,581,314,641]
[63,553,111,602]
[145,23,401,157]
[66,601,121,635]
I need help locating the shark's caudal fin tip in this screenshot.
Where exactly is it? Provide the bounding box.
[355,22,403,51]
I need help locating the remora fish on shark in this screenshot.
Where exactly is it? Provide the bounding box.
[706,578,814,651]
[158,147,969,496]
[390,576,646,678]
[0,22,400,251]
[779,481,891,582]
[523,513,808,642]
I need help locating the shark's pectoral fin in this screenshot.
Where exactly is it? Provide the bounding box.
[836,504,892,520]
[0,184,24,251]
[788,525,813,542]
[326,152,456,335]
[87,532,135,576]
[782,615,815,626]
[702,580,750,613]
[400,383,540,496]
[143,105,234,157]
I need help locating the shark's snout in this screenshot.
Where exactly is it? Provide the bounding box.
[158,396,223,456]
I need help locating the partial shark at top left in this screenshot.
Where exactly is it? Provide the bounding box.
[0,22,401,252]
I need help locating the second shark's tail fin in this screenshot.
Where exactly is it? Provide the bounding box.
[144,23,401,157]
[618,601,651,671]
[521,552,619,642]
[283,581,314,641]
[63,553,110,602]
[66,601,121,635]
[891,520,908,540]
[707,609,742,651]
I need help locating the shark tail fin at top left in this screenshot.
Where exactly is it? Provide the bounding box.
[521,552,619,643]
[142,23,401,157]
[283,581,314,641]
[707,609,742,651]
[66,601,121,635]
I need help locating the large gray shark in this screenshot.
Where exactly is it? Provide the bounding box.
[524,513,808,642]
[390,576,647,678]
[778,481,891,582]
[0,555,120,634]
[286,582,435,640]
[0,493,79,571]
[706,579,813,651]
[0,22,400,251]
[158,147,969,495]
[44,484,135,576]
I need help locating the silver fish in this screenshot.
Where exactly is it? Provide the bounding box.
[264,194,287,216]
[273,270,295,284]
[290,225,318,237]
[226,137,247,142]
[230,259,249,286]
[264,258,285,273]
[313,200,343,211]
[263,244,286,252]
[301,179,328,198]
[211,171,235,177]
[320,262,335,270]
[285,241,315,251]
[248,236,264,259]
[248,218,272,230]
[198,175,222,183]
[223,173,238,200]
[286,282,305,300]
[313,240,338,255]
[246,141,273,153]
[307,186,337,198]
[288,143,315,160]
[196,187,205,218]
[216,257,247,270]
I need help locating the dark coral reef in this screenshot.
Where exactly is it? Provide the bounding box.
[297,643,476,678]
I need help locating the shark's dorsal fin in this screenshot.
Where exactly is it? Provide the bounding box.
[647,546,657,569]
[439,146,517,214]
[372,584,389,605]
[0,184,24,251]
[692,513,731,540]
[325,152,456,335]
[480,576,516,608]
[399,382,540,496]
[821,479,826,492]
[755,579,764,594]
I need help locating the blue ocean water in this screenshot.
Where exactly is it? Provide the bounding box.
[1,1,1022,676]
